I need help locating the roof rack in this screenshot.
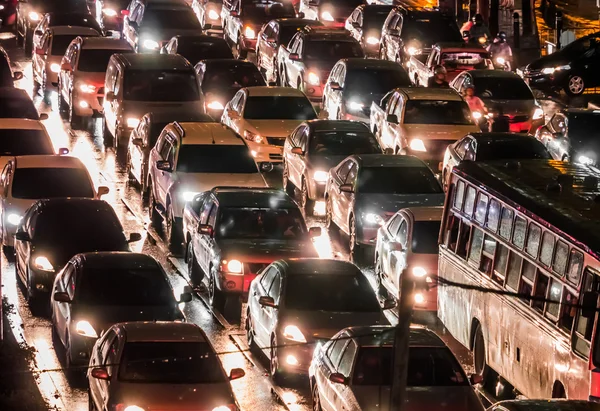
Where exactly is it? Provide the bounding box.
[173,121,185,138]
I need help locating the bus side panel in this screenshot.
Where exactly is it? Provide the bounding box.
[565,341,591,399]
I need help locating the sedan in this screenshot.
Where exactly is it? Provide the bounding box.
[162,34,233,65]
[324,154,445,263]
[0,119,62,171]
[0,87,48,120]
[51,252,190,371]
[282,119,381,216]
[345,4,394,58]
[246,259,390,381]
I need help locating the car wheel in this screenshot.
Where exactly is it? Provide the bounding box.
[148,181,162,227]
[312,384,322,411]
[245,310,257,349]
[374,255,384,291]
[282,162,295,196]
[270,336,285,384]
[325,196,337,233]
[69,95,84,130]
[301,178,314,216]
[565,74,585,96]
[166,204,183,253]
[208,270,225,312]
[187,242,204,286]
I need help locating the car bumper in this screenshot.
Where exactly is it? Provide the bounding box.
[276,343,314,374]
[246,140,283,163]
[303,84,324,101]
[28,265,57,296]
[412,286,437,311]
[341,112,369,123]
[69,330,98,365]
[216,270,257,295]
[73,91,104,116]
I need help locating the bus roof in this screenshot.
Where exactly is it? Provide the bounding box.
[454,159,600,259]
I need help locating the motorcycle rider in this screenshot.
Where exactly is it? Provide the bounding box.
[464,85,489,130]
[488,31,513,69]
[468,14,491,45]
[427,65,449,88]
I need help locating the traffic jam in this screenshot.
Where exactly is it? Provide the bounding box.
[1,0,600,409]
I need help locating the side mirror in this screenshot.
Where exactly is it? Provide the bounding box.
[260,162,274,172]
[291,147,304,155]
[469,374,483,385]
[383,147,394,155]
[39,113,49,120]
[132,137,143,147]
[329,372,347,385]
[35,47,46,55]
[228,109,239,119]
[266,36,276,43]
[121,9,130,16]
[34,29,43,36]
[386,114,398,124]
[91,367,110,380]
[60,62,72,71]
[388,28,399,36]
[178,292,193,303]
[258,295,277,308]
[198,224,213,236]
[229,368,245,380]
[58,147,69,155]
[582,291,598,318]
[53,291,71,303]
[156,160,172,172]
[309,226,321,238]
[105,91,115,102]
[383,298,396,310]
[97,186,110,197]
[128,232,142,243]
[13,71,23,81]
[15,231,30,242]
[339,183,354,193]
[289,53,300,61]
[329,81,342,91]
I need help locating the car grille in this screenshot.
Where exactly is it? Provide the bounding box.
[266,137,285,146]
[245,263,269,275]
[269,153,283,161]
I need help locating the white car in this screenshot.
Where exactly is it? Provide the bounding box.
[31,25,101,98]
[0,155,109,249]
[220,86,318,164]
[147,121,268,249]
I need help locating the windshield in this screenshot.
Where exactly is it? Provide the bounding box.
[281,23,321,45]
[561,36,600,57]
[285,274,381,312]
[11,168,95,199]
[124,70,200,102]
[48,14,100,31]
[441,51,489,70]
[178,40,233,64]
[142,9,202,30]
[363,8,393,31]
[244,96,316,120]
[352,346,469,386]
[308,130,381,156]
[346,68,411,95]
[404,100,473,125]
[402,15,462,44]
[34,0,89,13]
[176,145,258,173]
[217,207,307,239]
[474,77,533,100]
[0,130,53,155]
[78,49,132,72]
[567,112,600,140]
[202,64,265,94]
[0,98,39,119]
[304,40,364,61]
[358,167,442,194]
[52,35,85,56]
[476,138,551,160]
[119,342,227,384]
[319,0,363,8]
[412,221,441,254]
[241,1,296,21]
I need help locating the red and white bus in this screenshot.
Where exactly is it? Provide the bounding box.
[438,159,600,401]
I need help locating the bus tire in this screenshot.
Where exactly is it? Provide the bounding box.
[473,323,493,385]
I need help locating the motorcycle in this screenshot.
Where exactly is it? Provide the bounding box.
[493,56,512,71]
[472,110,492,132]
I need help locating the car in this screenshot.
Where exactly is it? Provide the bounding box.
[277,26,364,102]
[191,0,223,34]
[299,0,364,27]
[324,154,445,262]
[374,87,478,170]
[442,132,552,190]
[32,11,103,45]
[221,86,318,164]
[0,119,59,172]
[0,46,24,87]
[374,206,442,311]
[487,400,600,411]
[102,53,205,151]
[147,121,268,250]
[195,59,266,119]
[535,108,600,165]
[450,70,544,134]
[282,119,381,215]
[31,26,101,100]
[0,0,17,28]
[222,0,296,59]
[345,4,394,57]
[93,0,131,34]
[247,259,389,380]
[162,34,233,65]
[256,18,324,84]
[0,155,109,250]
[51,253,190,370]
[379,8,462,64]
[87,321,245,411]
[58,36,134,130]
[322,58,411,122]
[522,32,600,96]
[309,326,486,411]
[122,0,202,53]
[185,187,320,315]
[14,198,142,306]
[127,111,213,195]
[0,87,48,120]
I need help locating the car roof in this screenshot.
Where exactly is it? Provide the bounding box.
[273,18,323,27]
[305,119,370,133]
[211,187,297,208]
[119,321,207,343]
[396,87,463,101]
[49,26,101,36]
[79,37,132,50]
[345,326,447,347]
[173,122,245,145]
[274,259,362,276]
[401,206,443,222]
[341,58,404,70]
[14,155,86,169]
[113,53,192,70]
[0,87,33,101]
[0,119,45,130]
[467,132,540,143]
[491,399,600,411]
[245,86,306,97]
[352,154,429,168]
[467,69,523,79]
[435,42,487,53]
[78,252,160,269]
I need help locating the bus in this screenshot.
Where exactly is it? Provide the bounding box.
[438,159,600,401]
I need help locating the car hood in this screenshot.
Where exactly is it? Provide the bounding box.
[173,172,267,193]
[527,50,571,70]
[356,193,445,218]
[245,119,302,137]
[123,100,205,119]
[403,124,478,140]
[352,386,484,411]
[139,28,204,43]
[281,309,386,341]
[481,98,535,116]
[219,238,318,261]
[74,304,183,333]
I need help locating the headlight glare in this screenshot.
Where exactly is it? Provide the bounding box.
[283,325,306,342]
[496,56,505,65]
[472,111,482,120]
[313,170,328,183]
[102,8,117,16]
[347,101,364,112]
[212,406,234,411]
[307,71,320,86]
[79,83,97,93]
[321,11,334,21]
[578,155,595,165]
[124,406,145,411]
[409,138,426,152]
[407,46,418,56]
[364,213,384,226]
[207,101,224,110]
[7,213,22,226]
[126,117,140,128]
[541,67,555,75]
[245,130,263,144]
[142,39,160,50]
[226,259,243,273]
[412,266,427,277]
[532,107,544,120]
[34,256,54,272]
[75,320,98,338]
[50,63,61,73]
[182,191,198,201]
[28,11,40,21]
[366,36,379,45]
[244,26,256,39]
[208,9,220,20]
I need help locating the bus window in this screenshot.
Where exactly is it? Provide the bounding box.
[468,227,483,264]
[486,199,500,232]
[480,235,496,276]
[506,252,522,291]
[512,216,527,250]
[573,270,598,359]
[532,272,549,312]
[444,213,460,250]
[540,231,555,267]
[519,260,536,303]
[475,193,488,224]
[526,224,541,258]
[493,243,509,284]
[456,222,470,259]
[499,207,514,240]
[464,186,476,217]
[546,279,562,319]
[567,250,584,286]
[560,288,577,333]
[553,241,569,276]
[454,180,465,210]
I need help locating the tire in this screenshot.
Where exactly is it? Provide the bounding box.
[187,242,204,286]
[25,270,43,315]
[374,255,384,291]
[246,310,257,350]
[301,178,314,216]
[69,97,84,130]
[270,336,285,384]
[208,270,225,312]
[565,74,585,96]
[166,204,182,253]
[312,384,322,411]
[282,162,295,196]
[473,323,494,389]
[88,390,97,411]
[148,181,162,227]
[325,196,338,236]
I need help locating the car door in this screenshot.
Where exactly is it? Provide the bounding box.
[202,201,219,273]
[380,213,401,291]
[289,126,307,187]
[223,90,244,131]
[390,217,409,293]
[388,13,403,61]
[124,3,142,49]
[253,266,276,346]
[320,337,349,411]
[332,339,358,411]
[194,196,214,274]
[60,43,76,103]
[288,36,304,88]
[264,269,281,344]
[0,161,13,233]
[102,333,122,408]
[337,161,357,234]
[89,329,117,410]
[129,118,147,182]
[15,206,36,285]
[32,30,49,82]
[155,135,175,204]
[380,93,399,149]
[331,64,346,119]
[345,9,360,42]
[329,159,352,227]
[53,262,76,346]
[258,22,274,70]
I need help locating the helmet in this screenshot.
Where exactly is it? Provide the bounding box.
[472,14,483,24]
[434,65,447,75]
[465,84,475,91]
[497,31,507,41]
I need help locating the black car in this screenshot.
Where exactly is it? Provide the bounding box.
[0,46,23,87]
[345,4,394,58]
[488,400,600,411]
[162,34,233,65]
[535,108,600,165]
[34,11,103,37]
[523,32,600,96]
[0,88,47,120]
[195,59,266,118]
[14,199,142,305]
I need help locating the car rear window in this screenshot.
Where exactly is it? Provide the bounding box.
[11,168,95,199]
[0,129,53,154]
[244,96,316,120]
[358,166,442,194]
[176,144,259,173]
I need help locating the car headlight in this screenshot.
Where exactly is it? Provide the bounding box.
[409,138,426,152]
[472,111,482,120]
[127,117,140,128]
[244,130,263,144]
[212,406,234,411]
[0,5,4,10]
[75,320,98,338]
[578,154,595,165]
[406,46,418,56]
[496,56,505,65]
[33,256,54,272]
[307,71,320,86]
[181,191,198,201]
[542,64,570,75]
[208,9,220,20]
[321,11,334,21]
[79,83,97,93]
[412,266,427,277]
[50,63,61,73]
[532,107,544,120]
[283,325,306,342]
[207,101,224,110]
[28,11,40,21]
[364,213,384,226]
[347,101,364,112]
[366,36,379,45]
[224,259,243,273]
[142,38,160,50]
[124,406,145,411]
[7,213,22,226]
[313,170,328,183]
[244,26,256,39]
[102,8,117,16]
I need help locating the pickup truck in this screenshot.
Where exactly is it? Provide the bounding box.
[408,42,492,87]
